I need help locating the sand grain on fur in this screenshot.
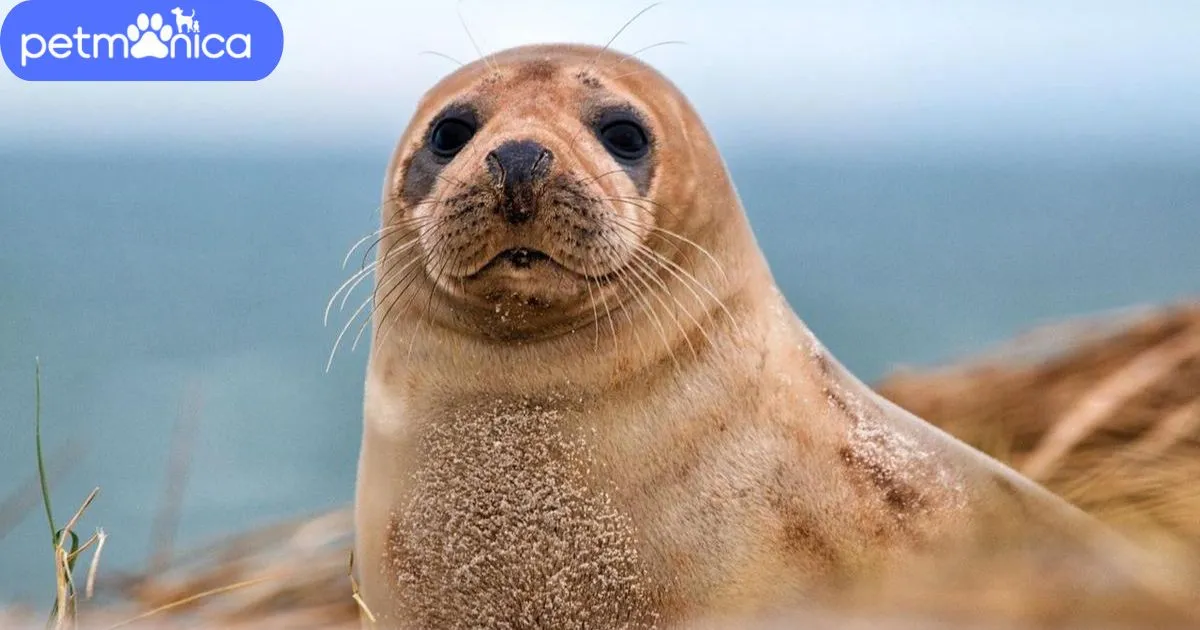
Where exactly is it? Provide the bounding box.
[384,400,659,629]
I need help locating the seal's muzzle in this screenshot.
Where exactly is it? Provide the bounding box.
[486,139,554,225]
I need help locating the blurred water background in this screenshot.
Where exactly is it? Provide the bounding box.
[2,0,1198,605]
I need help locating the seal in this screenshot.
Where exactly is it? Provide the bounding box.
[352,44,1163,628]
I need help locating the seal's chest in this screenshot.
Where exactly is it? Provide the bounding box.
[384,404,659,628]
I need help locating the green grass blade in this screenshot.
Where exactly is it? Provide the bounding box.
[35,359,68,630]
[35,358,57,543]
[57,530,81,573]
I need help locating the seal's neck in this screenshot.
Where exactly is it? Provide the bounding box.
[371,254,773,401]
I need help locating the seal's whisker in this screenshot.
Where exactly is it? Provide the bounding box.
[341,213,432,270]
[584,254,619,356]
[369,230,455,352]
[624,254,679,367]
[328,224,432,328]
[608,193,682,221]
[372,227,458,354]
[368,227,434,301]
[326,287,378,372]
[363,234,441,338]
[590,246,628,352]
[358,212,442,270]
[605,205,698,269]
[418,49,466,67]
[433,171,470,190]
[584,168,633,187]
[606,40,687,70]
[379,191,440,212]
[325,260,379,327]
[627,246,697,360]
[606,212,742,338]
[370,192,458,327]
[629,245,716,354]
[647,225,728,279]
[594,233,649,361]
[456,0,497,74]
[355,231,443,357]
[613,210,729,281]
[340,235,425,313]
[608,262,649,364]
[371,221,430,260]
[610,217,722,306]
[580,255,603,352]
[619,242,695,353]
[351,255,425,355]
[568,3,667,159]
[610,65,672,82]
[380,193,447,213]
[598,232,677,367]
[403,240,461,361]
[412,250,459,348]
[365,262,424,354]
[601,198,693,264]
[349,309,375,354]
[592,2,664,65]
[342,225,396,270]
[562,123,592,166]
[365,224,424,272]
[637,236,741,336]
[329,234,438,369]
[609,216,714,346]
[348,289,385,354]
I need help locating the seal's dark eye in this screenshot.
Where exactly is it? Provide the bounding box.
[599,120,649,161]
[430,118,475,158]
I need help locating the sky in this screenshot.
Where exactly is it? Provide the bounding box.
[1,0,1199,158]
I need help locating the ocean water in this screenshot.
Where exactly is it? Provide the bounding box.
[1,147,1198,603]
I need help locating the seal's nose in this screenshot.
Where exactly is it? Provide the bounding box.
[486,140,554,225]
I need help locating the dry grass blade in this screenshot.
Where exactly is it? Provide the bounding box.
[111,509,359,628]
[86,530,108,599]
[1130,398,1200,457]
[348,551,377,625]
[880,301,1200,552]
[43,487,101,630]
[105,575,277,630]
[58,488,99,549]
[1022,326,1200,480]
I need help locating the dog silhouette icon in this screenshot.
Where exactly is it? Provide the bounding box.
[171,7,199,33]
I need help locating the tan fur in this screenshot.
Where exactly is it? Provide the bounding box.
[354,44,1160,628]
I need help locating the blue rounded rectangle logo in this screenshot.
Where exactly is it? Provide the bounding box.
[1,0,283,81]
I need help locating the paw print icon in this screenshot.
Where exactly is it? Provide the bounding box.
[127,13,173,59]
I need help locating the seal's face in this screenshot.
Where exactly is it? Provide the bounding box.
[379,45,700,341]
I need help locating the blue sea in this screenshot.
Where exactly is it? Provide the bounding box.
[1,145,1198,603]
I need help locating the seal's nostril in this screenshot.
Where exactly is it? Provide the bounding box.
[488,140,553,225]
[487,140,554,189]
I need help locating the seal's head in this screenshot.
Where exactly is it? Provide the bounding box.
[377,44,746,342]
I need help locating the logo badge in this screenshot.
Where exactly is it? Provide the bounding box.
[1,0,284,81]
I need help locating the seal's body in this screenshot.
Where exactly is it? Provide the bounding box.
[354,44,1126,628]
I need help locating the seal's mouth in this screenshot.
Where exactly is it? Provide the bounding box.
[496,247,550,268]
[467,247,556,278]
[458,242,621,284]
